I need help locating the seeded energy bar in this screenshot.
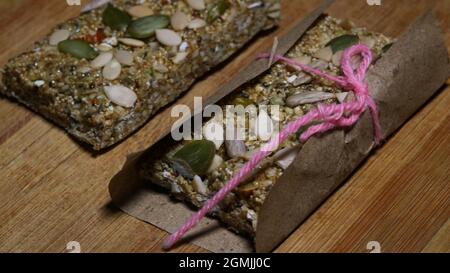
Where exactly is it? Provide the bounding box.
[140,16,393,238]
[0,0,279,150]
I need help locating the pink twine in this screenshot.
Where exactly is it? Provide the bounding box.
[162,44,382,250]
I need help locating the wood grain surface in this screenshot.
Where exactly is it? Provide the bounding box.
[0,0,448,253]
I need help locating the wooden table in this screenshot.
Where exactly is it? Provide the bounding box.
[0,0,448,253]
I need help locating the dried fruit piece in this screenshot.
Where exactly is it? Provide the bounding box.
[58,40,98,60]
[128,15,170,39]
[102,4,132,31]
[172,140,216,176]
[326,34,359,53]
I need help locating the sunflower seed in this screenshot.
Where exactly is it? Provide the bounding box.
[91,52,113,68]
[336,92,349,103]
[186,0,206,10]
[118,38,145,47]
[172,52,189,64]
[188,18,207,29]
[171,11,190,30]
[203,120,224,150]
[102,58,121,80]
[192,175,207,195]
[49,29,70,46]
[114,49,134,66]
[292,72,312,86]
[332,50,343,66]
[97,43,113,52]
[286,91,335,107]
[313,46,333,62]
[155,29,182,46]
[274,146,300,170]
[257,110,274,141]
[104,85,137,108]
[207,154,224,173]
[127,5,154,18]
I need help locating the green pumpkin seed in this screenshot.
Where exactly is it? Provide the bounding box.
[206,0,230,23]
[382,43,393,53]
[58,40,98,60]
[128,15,170,39]
[326,34,359,53]
[172,140,216,176]
[102,4,132,31]
[233,97,255,107]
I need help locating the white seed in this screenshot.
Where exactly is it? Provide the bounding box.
[118,38,145,47]
[256,110,274,141]
[179,41,189,52]
[274,146,301,170]
[104,85,137,108]
[287,75,297,83]
[225,140,247,158]
[49,29,70,46]
[186,0,205,10]
[102,59,122,80]
[155,29,182,47]
[267,11,281,19]
[207,155,224,173]
[332,50,343,66]
[97,43,113,52]
[192,175,207,195]
[115,50,134,66]
[203,121,224,150]
[313,46,333,62]
[172,52,189,64]
[127,5,154,18]
[171,183,182,194]
[91,52,113,68]
[336,92,349,103]
[292,72,312,86]
[78,66,91,73]
[171,11,190,31]
[188,18,207,29]
[287,91,335,107]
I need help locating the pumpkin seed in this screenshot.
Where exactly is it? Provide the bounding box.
[128,15,170,39]
[326,34,359,53]
[207,0,230,23]
[172,140,216,176]
[102,4,132,31]
[58,40,98,60]
[382,43,393,53]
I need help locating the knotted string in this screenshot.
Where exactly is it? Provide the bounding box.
[163,44,382,250]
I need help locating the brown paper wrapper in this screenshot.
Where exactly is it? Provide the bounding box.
[109,3,450,252]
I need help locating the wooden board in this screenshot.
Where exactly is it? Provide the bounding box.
[0,0,448,253]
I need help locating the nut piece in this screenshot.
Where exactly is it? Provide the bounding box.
[155,29,182,46]
[104,85,137,108]
[171,11,190,30]
[186,0,206,10]
[49,29,70,46]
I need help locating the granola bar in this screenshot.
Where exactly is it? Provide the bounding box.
[140,16,393,238]
[0,0,279,150]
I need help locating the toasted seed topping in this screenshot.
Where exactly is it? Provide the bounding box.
[102,59,122,80]
[118,37,145,47]
[186,0,206,10]
[104,85,137,108]
[155,29,182,46]
[91,51,113,68]
[127,5,154,18]
[171,11,190,31]
[49,29,70,46]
